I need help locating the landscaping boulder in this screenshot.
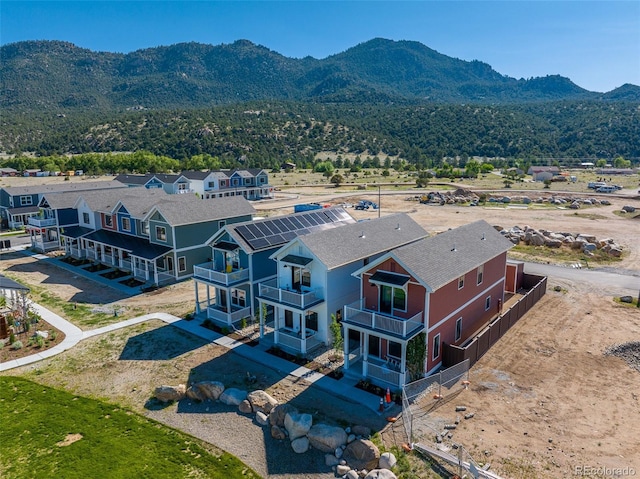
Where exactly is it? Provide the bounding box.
[219,388,247,406]
[325,454,340,467]
[269,403,299,427]
[582,243,597,252]
[351,425,372,437]
[291,436,310,454]
[343,439,380,470]
[186,381,225,401]
[154,384,186,403]
[346,470,359,479]
[620,296,634,304]
[255,411,269,426]
[365,469,398,479]
[622,205,636,213]
[337,465,351,476]
[284,412,313,440]
[238,399,253,414]
[307,423,348,453]
[271,425,287,440]
[247,389,278,414]
[378,452,397,469]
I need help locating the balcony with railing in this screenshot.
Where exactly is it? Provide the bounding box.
[69,246,85,258]
[276,328,323,355]
[344,299,424,338]
[207,305,252,327]
[32,239,60,252]
[258,278,324,309]
[193,262,249,286]
[27,217,57,228]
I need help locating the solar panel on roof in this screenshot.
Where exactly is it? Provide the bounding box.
[246,223,262,237]
[282,231,297,240]
[272,219,286,233]
[267,234,285,245]
[255,223,272,236]
[289,217,304,228]
[235,225,255,240]
[249,238,270,249]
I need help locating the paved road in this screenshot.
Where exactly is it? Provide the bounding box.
[524,261,640,296]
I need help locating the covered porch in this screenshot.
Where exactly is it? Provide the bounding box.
[257,298,324,356]
[194,280,253,328]
[6,206,39,229]
[341,324,424,389]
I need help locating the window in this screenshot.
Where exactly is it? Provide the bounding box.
[156,226,166,241]
[292,267,311,290]
[178,183,187,191]
[393,288,406,311]
[388,341,402,359]
[477,265,484,285]
[219,220,226,229]
[432,334,441,360]
[178,256,186,272]
[455,318,462,342]
[20,196,33,206]
[485,296,491,311]
[208,181,216,188]
[82,212,90,224]
[121,217,131,232]
[105,215,113,227]
[335,309,342,323]
[141,221,149,235]
[458,275,465,289]
[380,285,406,313]
[231,289,246,307]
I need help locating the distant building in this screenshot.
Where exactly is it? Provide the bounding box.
[595,168,636,175]
[527,166,561,182]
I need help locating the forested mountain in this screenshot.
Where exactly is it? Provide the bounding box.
[2,101,638,163]
[1,38,638,164]
[3,38,639,112]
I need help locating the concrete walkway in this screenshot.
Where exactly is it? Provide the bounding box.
[0,303,389,414]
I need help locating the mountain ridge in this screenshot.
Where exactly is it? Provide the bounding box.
[3,38,638,113]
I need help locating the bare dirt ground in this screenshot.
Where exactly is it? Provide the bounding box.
[2,182,640,478]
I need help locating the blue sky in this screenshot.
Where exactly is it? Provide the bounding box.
[1,1,638,92]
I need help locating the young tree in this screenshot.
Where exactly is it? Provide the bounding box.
[329,314,343,358]
[330,174,345,187]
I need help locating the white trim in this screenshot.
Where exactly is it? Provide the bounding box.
[485,296,491,311]
[427,277,504,333]
[458,275,465,290]
[455,317,462,341]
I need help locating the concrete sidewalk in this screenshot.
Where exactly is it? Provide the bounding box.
[1,304,391,414]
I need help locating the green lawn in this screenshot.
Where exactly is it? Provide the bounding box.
[0,376,260,479]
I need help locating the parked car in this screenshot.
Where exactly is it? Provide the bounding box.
[596,186,617,193]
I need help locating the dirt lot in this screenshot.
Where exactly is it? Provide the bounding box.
[2,182,640,478]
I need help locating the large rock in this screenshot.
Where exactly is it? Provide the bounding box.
[238,399,253,414]
[622,205,636,213]
[271,425,287,440]
[346,470,359,479]
[154,384,186,403]
[284,412,313,440]
[343,439,380,470]
[529,233,545,246]
[219,388,247,406]
[544,238,562,248]
[351,425,372,437]
[291,436,310,454]
[186,381,224,401]
[269,403,299,427]
[255,411,269,426]
[307,423,348,453]
[365,470,398,479]
[378,452,397,469]
[337,465,351,476]
[582,243,597,252]
[247,389,278,414]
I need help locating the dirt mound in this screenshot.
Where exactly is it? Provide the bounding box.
[604,341,640,372]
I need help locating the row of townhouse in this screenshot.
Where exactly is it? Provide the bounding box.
[26,187,255,286]
[115,168,273,200]
[0,181,128,230]
[194,208,522,389]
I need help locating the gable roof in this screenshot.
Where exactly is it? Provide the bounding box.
[2,180,127,197]
[389,220,513,291]
[76,188,167,214]
[147,195,255,226]
[180,170,211,180]
[113,174,150,185]
[219,207,355,253]
[289,213,427,270]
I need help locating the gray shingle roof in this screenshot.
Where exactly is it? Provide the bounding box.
[2,180,127,196]
[79,188,167,214]
[391,220,513,290]
[113,174,149,185]
[150,195,256,226]
[297,213,428,270]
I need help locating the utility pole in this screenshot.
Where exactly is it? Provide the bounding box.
[378,185,381,218]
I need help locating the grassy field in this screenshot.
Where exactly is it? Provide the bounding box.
[0,376,260,479]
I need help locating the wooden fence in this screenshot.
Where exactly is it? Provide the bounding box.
[443,274,547,368]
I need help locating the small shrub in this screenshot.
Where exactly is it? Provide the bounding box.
[0,340,5,349]
[239,317,247,329]
[50,330,57,341]
[35,335,45,348]
[9,332,15,344]
[12,340,23,350]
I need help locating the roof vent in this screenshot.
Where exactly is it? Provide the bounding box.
[451,243,457,252]
[481,233,486,240]
[395,223,401,230]
[360,231,366,238]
